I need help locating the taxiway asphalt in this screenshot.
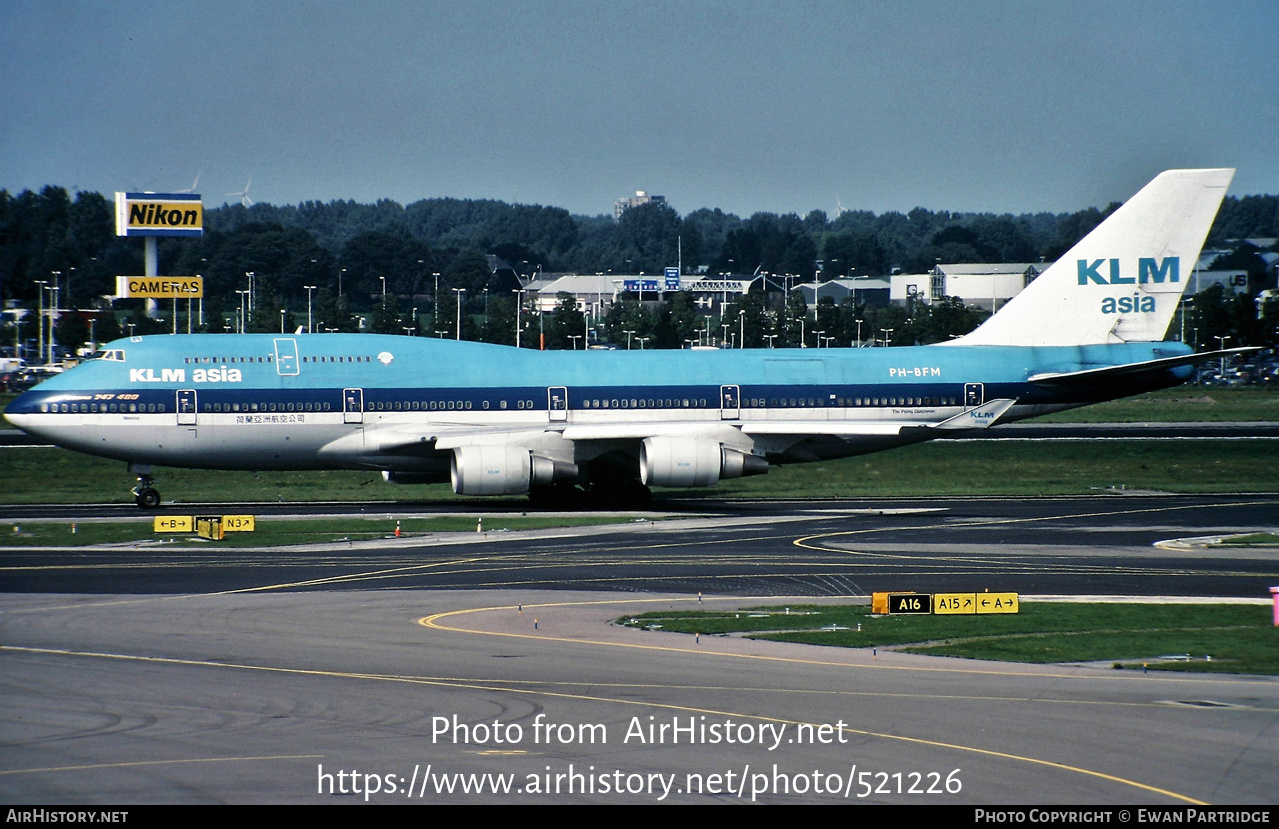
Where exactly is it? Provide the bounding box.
[1,495,1276,805]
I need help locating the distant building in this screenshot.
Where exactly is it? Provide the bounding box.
[614,190,667,221]
[525,274,627,316]
[681,275,760,314]
[1188,270,1251,294]
[795,277,891,308]
[523,272,762,317]
[891,263,1050,312]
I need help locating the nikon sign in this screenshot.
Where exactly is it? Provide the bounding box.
[116,276,203,299]
[115,192,203,237]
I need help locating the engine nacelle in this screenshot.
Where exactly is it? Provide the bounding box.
[640,436,768,488]
[450,446,578,495]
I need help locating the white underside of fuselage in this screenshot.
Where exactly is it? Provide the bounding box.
[8,400,979,473]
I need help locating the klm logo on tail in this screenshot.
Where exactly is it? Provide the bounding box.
[1077,257,1179,285]
[1078,257,1179,315]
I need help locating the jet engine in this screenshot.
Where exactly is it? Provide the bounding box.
[450,445,577,495]
[639,436,768,488]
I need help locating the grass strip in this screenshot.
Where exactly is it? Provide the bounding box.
[0,515,644,547]
[1215,533,1279,546]
[618,603,1279,675]
[2,438,1276,505]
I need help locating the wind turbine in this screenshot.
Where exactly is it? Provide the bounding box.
[834,194,846,218]
[227,176,253,207]
[177,170,201,194]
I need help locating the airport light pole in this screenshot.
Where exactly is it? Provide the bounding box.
[513,289,526,348]
[452,288,465,340]
[47,284,60,364]
[434,273,441,332]
[34,280,46,365]
[304,286,316,333]
[280,309,286,334]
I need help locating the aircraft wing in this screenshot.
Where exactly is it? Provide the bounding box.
[1026,348,1259,386]
[363,424,550,453]
[361,398,1018,454]
[741,398,1017,436]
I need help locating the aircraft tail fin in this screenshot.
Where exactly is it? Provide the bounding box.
[949,168,1234,347]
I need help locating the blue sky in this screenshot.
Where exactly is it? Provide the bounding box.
[2,0,1275,218]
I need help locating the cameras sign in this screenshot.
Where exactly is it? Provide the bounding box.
[116,276,203,299]
[115,192,203,237]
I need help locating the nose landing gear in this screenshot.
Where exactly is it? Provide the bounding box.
[129,463,161,509]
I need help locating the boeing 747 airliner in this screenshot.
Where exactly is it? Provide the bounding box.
[5,169,1246,507]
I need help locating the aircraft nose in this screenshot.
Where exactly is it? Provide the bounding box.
[4,389,46,436]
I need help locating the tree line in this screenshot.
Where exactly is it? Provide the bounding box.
[2,184,1275,354]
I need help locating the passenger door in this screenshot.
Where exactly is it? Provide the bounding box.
[176,389,197,425]
[548,386,568,422]
[274,338,300,376]
[343,388,364,424]
[720,384,740,420]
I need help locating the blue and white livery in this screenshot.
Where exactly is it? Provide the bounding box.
[4,169,1243,506]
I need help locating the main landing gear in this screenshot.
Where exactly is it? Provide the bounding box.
[130,463,161,509]
[528,480,653,509]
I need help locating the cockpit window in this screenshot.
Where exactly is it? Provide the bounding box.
[88,349,126,362]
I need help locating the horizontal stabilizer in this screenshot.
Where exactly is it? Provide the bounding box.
[1027,348,1259,386]
[929,398,1017,429]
